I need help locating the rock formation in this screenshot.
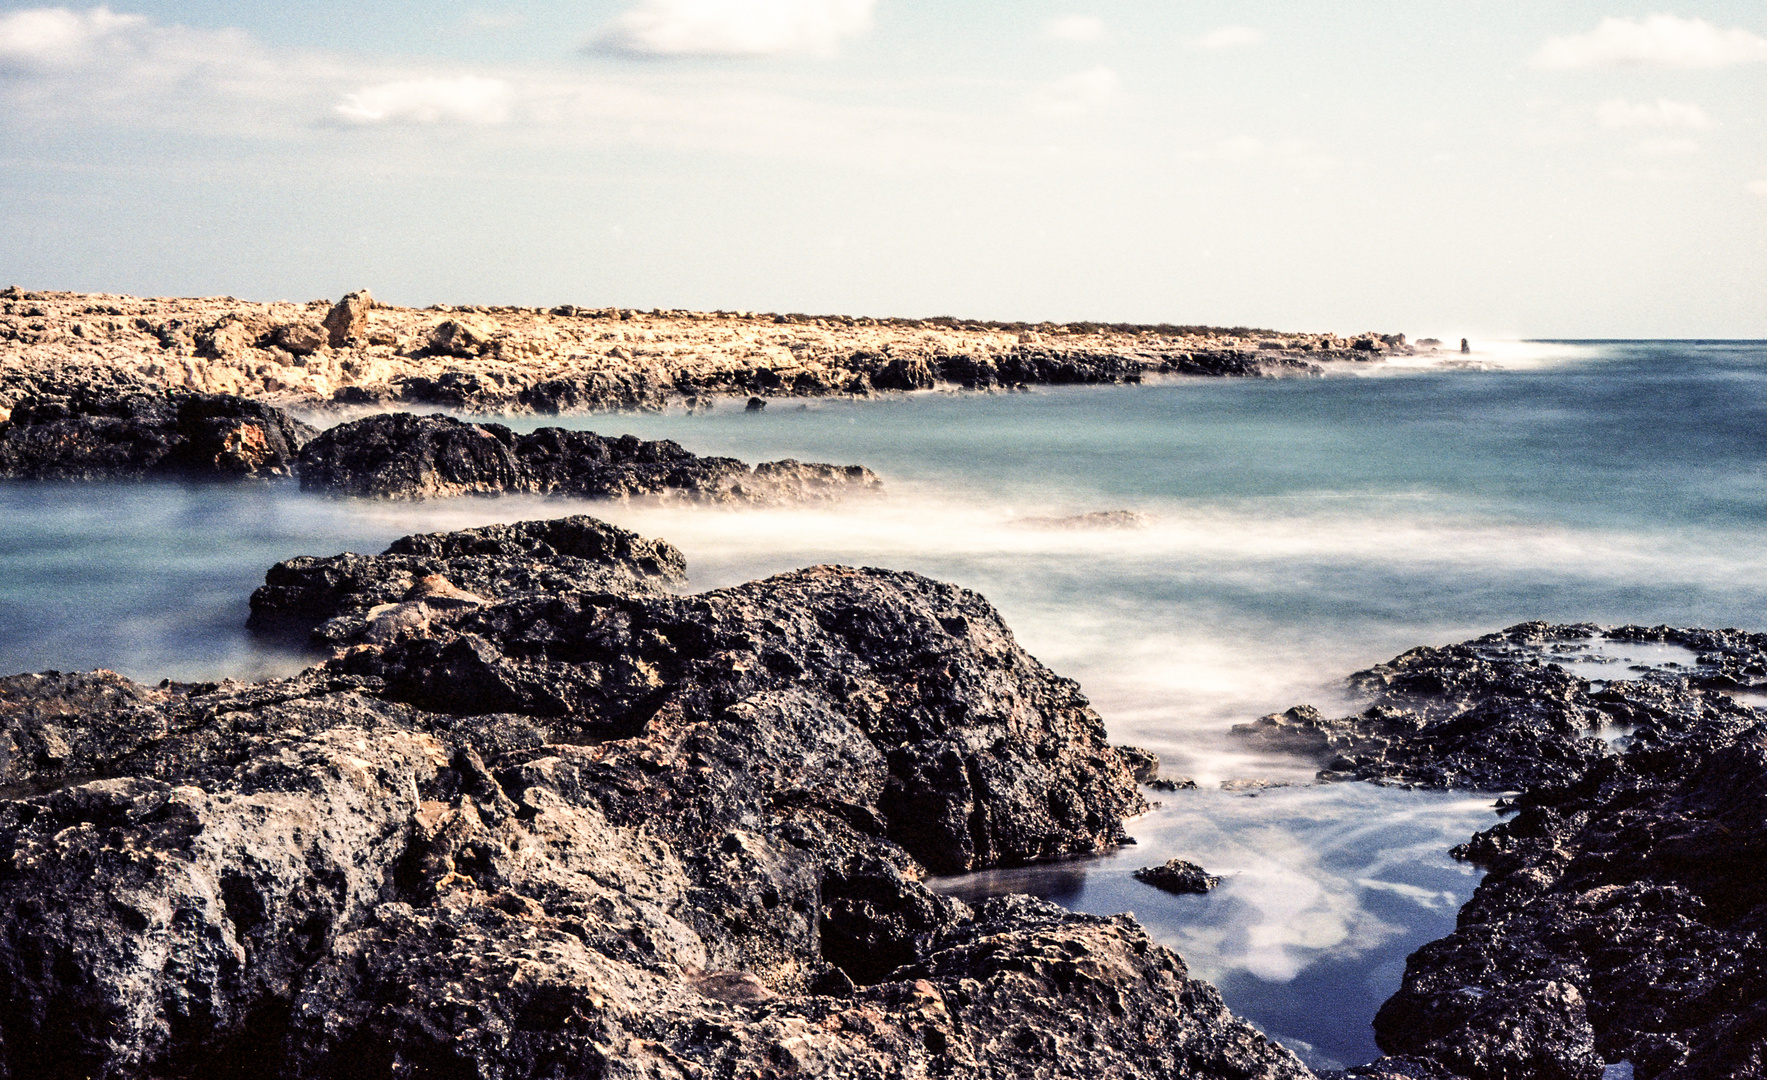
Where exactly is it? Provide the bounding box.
[0,516,1310,1079]
[0,386,315,480]
[0,287,1412,415]
[1264,622,1767,1080]
[297,411,882,503]
[248,515,689,646]
[1134,858,1221,895]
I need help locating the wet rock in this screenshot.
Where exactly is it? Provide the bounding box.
[0,389,316,480]
[248,514,687,646]
[745,395,766,411]
[1148,774,1198,791]
[1134,858,1221,895]
[1319,623,1767,1080]
[297,411,883,503]
[0,525,1304,1079]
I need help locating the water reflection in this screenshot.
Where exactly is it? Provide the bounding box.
[934,784,1498,1072]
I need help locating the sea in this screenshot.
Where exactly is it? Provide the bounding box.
[3,339,1765,1071]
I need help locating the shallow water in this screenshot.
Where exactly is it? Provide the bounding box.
[3,340,1766,1068]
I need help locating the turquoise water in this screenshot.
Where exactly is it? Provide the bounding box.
[3,340,1765,1068]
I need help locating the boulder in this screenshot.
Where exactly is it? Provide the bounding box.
[1134,858,1221,895]
[271,321,328,356]
[322,289,373,348]
[427,318,494,357]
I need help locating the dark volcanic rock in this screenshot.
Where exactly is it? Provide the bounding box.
[298,411,882,503]
[248,515,687,646]
[0,388,316,480]
[1276,622,1767,1080]
[1134,858,1221,895]
[0,525,1306,1079]
[334,563,1147,873]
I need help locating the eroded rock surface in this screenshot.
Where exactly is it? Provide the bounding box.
[298,411,882,503]
[1268,623,1767,1080]
[0,520,1307,1079]
[1230,622,1767,791]
[249,515,689,646]
[0,387,316,480]
[0,286,1411,415]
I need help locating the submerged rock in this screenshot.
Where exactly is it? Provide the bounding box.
[1134,858,1221,895]
[0,388,316,480]
[0,518,1307,1079]
[297,411,883,503]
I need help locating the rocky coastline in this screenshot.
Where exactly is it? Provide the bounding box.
[0,514,1312,1079]
[0,287,1418,416]
[1244,623,1767,1080]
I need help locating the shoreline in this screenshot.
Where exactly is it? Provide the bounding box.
[1,286,1418,417]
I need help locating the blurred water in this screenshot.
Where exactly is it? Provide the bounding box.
[3,340,1766,1068]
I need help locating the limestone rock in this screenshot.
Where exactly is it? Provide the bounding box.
[322,289,373,348]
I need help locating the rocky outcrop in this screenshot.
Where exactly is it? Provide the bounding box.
[1270,623,1767,1080]
[0,521,1308,1079]
[248,515,688,646]
[0,387,316,480]
[1,287,1409,415]
[1134,858,1221,895]
[297,411,882,503]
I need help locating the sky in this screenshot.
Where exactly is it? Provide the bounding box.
[0,1,1763,337]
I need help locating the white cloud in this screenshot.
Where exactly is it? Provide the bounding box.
[589,0,876,58]
[1635,137,1699,157]
[1533,15,1767,70]
[337,76,514,124]
[0,5,143,69]
[1044,15,1104,42]
[1191,26,1264,51]
[1596,98,1713,129]
[1031,67,1119,118]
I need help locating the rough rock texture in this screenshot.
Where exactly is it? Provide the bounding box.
[0,523,1307,1079]
[1273,623,1767,1080]
[0,387,316,480]
[1134,858,1221,895]
[0,287,1413,415]
[248,515,689,646]
[298,411,883,503]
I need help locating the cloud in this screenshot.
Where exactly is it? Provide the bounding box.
[0,5,143,70]
[1748,180,1767,197]
[588,0,876,58]
[1030,67,1119,118]
[1596,98,1713,129]
[1191,26,1264,51]
[337,76,514,124]
[1044,15,1104,42]
[1533,15,1767,70]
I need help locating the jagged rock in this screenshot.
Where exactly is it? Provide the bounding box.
[297,411,882,504]
[1267,623,1767,1080]
[271,321,328,356]
[333,563,1146,873]
[248,515,688,645]
[322,290,372,348]
[0,527,1305,1079]
[0,389,316,480]
[427,318,494,357]
[1134,858,1221,895]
